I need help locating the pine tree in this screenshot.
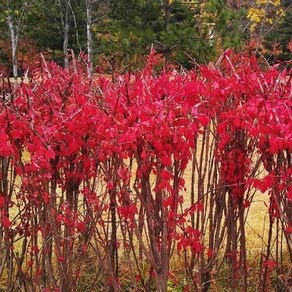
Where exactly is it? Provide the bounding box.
[266,6,292,62]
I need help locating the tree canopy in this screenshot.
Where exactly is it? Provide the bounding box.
[0,0,291,75]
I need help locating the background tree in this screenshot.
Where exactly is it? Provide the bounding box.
[28,0,87,67]
[0,0,31,77]
[246,0,285,35]
[199,0,248,54]
[84,0,107,76]
[156,0,208,67]
[97,0,249,71]
[97,0,159,71]
[0,0,289,75]
[264,1,292,62]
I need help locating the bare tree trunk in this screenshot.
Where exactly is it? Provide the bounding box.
[86,0,93,77]
[7,15,19,78]
[58,0,71,68]
[63,0,71,68]
[69,1,82,52]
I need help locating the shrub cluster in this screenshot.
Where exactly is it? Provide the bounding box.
[0,51,291,291]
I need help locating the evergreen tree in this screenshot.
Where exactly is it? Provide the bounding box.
[266,7,292,62]
[99,0,215,70]
[98,0,160,71]
[27,0,87,65]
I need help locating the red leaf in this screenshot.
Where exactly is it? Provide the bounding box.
[207,248,214,258]
[67,140,80,155]
[0,196,5,208]
[233,117,241,128]
[285,225,292,234]
[198,115,210,127]
[135,275,141,282]
[58,256,65,262]
[161,155,172,167]
[119,205,137,220]
[45,147,55,160]
[249,127,259,137]
[161,169,172,180]
[2,216,11,228]
[76,222,86,232]
[0,130,12,156]
[263,259,277,269]
[243,200,251,208]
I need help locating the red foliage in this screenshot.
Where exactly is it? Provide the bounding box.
[0,50,291,290]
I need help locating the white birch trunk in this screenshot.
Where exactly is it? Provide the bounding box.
[86,0,93,77]
[63,0,71,68]
[7,15,18,78]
